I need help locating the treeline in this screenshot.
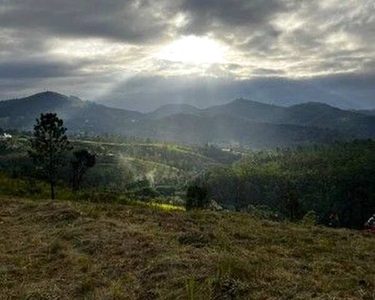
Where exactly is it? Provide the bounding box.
[196,140,375,229]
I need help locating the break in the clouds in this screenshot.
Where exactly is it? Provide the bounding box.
[0,0,375,110]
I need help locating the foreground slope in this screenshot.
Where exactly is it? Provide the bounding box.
[1,198,375,299]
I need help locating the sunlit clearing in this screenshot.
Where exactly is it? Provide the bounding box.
[149,203,185,211]
[156,36,228,65]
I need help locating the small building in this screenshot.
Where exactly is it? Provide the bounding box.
[0,133,12,140]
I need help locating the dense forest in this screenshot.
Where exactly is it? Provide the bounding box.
[197,140,375,229]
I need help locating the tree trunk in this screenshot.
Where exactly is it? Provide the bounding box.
[50,181,55,200]
[72,172,77,192]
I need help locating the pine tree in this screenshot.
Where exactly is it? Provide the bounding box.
[29,113,72,199]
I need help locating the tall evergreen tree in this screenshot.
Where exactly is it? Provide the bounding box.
[29,113,71,199]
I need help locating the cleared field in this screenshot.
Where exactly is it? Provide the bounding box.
[1,198,375,299]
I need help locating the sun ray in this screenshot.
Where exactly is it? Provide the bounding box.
[156,36,228,65]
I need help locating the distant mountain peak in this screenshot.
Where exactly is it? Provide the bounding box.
[0,91,141,133]
[28,91,68,99]
[157,103,198,110]
[36,90,63,96]
[231,98,278,105]
[288,102,345,113]
[147,103,201,119]
[232,97,248,103]
[291,102,336,108]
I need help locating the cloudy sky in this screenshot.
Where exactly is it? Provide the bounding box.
[1,0,375,111]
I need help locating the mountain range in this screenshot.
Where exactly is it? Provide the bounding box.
[1,91,375,148]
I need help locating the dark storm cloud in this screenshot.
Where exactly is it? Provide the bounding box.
[179,0,289,34]
[0,0,290,43]
[0,59,84,79]
[0,0,173,43]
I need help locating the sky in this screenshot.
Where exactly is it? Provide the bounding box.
[0,0,375,111]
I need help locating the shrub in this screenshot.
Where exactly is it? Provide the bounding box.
[301,210,317,226]
[245,205,282,221]
[185,184,209,210]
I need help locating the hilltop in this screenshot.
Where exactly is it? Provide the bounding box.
[1,197,375,299]
[146,103,201,120]
[0,91,141,134]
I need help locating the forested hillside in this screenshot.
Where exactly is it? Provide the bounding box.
[198,140,375,228]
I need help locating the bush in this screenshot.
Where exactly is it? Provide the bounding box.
[301,210,317,226]
[245,205,282,221]
[185,184,209,210]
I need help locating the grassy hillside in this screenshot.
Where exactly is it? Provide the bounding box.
[1,198,375,299]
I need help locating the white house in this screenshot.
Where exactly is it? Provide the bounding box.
[0,133,12,140]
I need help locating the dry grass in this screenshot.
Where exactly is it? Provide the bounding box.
[1,198,375,299]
